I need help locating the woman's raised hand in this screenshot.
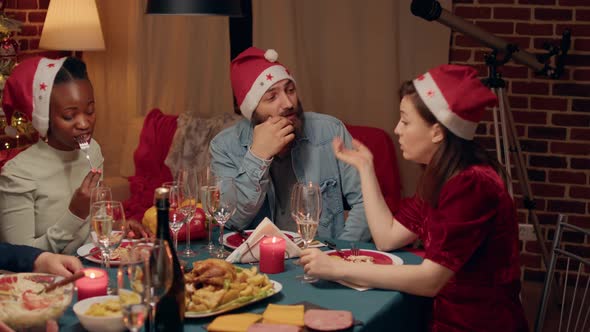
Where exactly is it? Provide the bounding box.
[68,169,101,219]
[332,137,374,173]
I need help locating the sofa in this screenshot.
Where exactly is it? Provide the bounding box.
[111,109,402,229]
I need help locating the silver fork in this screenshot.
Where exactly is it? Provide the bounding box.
[350,243,360,256]
[74,136,94,169]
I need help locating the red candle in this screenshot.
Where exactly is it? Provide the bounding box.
[259,236,286,274]
[75,268,108,301]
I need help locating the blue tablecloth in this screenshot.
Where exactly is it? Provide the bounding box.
[60,238,430,331]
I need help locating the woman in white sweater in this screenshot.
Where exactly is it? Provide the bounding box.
[0,57,102,254]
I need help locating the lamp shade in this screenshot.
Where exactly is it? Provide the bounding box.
[146,0,243,17]
[39,0,105,51]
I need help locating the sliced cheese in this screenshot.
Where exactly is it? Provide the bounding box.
[262,304,304,326]
[208,313,262,332]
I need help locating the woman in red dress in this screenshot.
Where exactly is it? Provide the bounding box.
[300,64,529,331]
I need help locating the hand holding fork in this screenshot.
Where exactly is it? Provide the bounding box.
[74,136,95,170]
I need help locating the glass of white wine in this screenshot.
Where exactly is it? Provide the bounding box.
[291,181,322,283]
[117,251,149,332]
[90,200,128,293]
[89,184,113,270]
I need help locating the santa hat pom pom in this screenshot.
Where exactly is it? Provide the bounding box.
[264,49,278,62]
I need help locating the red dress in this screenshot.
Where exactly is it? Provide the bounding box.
[395,165,529,332]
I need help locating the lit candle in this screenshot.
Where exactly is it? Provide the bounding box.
[259,236,286,274]
[75,268,108,301]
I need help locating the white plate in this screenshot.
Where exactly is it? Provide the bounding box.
[76,242,133,267]
[324,249,404,265]
[185,280,282,318]
[223,230,301,250]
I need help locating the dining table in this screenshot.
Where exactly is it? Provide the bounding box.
[59,233,431,331]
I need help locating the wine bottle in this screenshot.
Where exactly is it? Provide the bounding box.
[153,187,185,331]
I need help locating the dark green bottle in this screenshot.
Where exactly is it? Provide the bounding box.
[154,187,185,331]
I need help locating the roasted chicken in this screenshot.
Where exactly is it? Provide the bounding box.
[186,259,237,289]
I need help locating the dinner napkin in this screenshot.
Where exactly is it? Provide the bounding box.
[226,218,302,263]
[262,304,305,326]
[207,313,262,332]
[335,280,370,292]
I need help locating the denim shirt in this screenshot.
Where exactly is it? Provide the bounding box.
[210,112,370,241]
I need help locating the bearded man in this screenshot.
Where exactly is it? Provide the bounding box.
[210,47,369,242]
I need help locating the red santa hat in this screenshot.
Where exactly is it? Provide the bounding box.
[231,47,295,120]
[2,56,67,138]
[412,64,497,140]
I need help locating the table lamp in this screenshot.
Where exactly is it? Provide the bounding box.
[39,0,105,51]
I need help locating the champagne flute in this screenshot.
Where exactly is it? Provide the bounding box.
[206,177,237,258]
[162,182,187,253]
[291,181,322,283]
[176,168,198,258]
[89,184,112,269]
[198,167,217,254]
[117,251,149,332]
[134,239,173,332]
[90,200,128,292]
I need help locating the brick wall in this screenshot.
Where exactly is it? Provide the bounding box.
[450,0,590,282]
[5,0,66,59]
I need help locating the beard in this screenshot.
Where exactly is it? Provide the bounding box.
[251,100,305,137]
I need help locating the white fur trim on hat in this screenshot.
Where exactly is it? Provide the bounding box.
[239,64,295,120]
[32,57,67,137]
[413,72,477,140]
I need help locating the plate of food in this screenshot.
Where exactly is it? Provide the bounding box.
[223,230,300,249]
[325,249,404,265]
[76,241,134,266]
[184,258,281,318]
[0,273,74,329]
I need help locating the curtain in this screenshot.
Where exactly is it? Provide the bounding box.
[86,0,450,195]
[84,0,143,177]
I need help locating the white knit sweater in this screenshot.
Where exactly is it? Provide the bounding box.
[0,139,103,254]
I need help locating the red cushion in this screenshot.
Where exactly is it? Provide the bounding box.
[345,125,402,213]
[123,109,178,222]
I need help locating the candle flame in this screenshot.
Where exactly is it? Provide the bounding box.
[89,272,96,279]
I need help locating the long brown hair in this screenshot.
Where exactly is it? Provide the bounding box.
[399,81,504,208]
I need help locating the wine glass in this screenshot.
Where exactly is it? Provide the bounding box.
[89,184,113,269]
[90,200,128,292]
[133,239,173,332]
[176,168,198,258]
[117,251,149,332]
[291,181,322,283]
[162,182,188,253]
[198,167,217,254]
[206,177,237,258]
